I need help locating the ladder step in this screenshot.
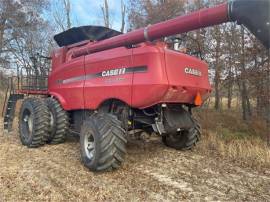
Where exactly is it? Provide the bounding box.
[2,93,23,133]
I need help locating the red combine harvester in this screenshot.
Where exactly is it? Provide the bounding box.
[2,0,270,171]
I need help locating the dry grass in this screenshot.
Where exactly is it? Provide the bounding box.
[197,108,267,138]
[207,97,241,109]
[195,109,270,170]
[196,131,270,170]
[0,100,270,200]
[1,121,270,201]
[0,90,4,116]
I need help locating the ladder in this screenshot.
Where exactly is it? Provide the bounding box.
[1,77,24,132]
[3,94,24,131]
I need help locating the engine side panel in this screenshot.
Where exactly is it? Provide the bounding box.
[48,56,85,110]
[131,44,169,108]
[84,47,133,109]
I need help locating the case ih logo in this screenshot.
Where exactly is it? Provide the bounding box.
[184,68,202,77]
[102,68,126,77]
[58,66,148,84]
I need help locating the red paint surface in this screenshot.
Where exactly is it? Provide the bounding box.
[49,56,85,110]
[48,42,211,110]
[83,47,133,109]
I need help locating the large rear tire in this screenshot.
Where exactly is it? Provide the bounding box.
[19,98,50,148]
[45,98,69,144]
[162,120,201,150]
[80,113,127,172]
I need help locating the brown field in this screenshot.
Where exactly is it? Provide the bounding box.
[0,116,270,201]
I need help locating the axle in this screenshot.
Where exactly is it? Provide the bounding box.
[72,0,269,58]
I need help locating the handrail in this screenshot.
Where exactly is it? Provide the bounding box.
[1,75,49,117]
[2,78,11,117]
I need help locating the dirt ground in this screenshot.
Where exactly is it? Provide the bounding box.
[0,118,270,202]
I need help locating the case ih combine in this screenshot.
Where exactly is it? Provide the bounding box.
[2,0,270,171]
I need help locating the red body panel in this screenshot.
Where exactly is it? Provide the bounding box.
[131,44,169,108]
[49,43,211,110]
[84,47,133,109]
[49,56,85,110]
[162,49,211,104]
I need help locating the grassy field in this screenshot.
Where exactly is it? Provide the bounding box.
[196,129,270,170]
[0,91,3,110]
[0,118,269,201]
[196,108,270,170]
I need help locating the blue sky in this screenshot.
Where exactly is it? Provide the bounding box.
[69,0,128,31]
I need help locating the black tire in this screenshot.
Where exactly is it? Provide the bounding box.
[19,98,50,148]
[162,120,201,150]
[80,113,127,172]
[45,98,69,144]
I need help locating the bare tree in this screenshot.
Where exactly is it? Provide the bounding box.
[128,0,186,29]
[51,0,72,32]
[121,0,126,32]
[213,26,222,110]
[101,0,110,28]
[100,0,126,31]
[63,0,72,29]
[0,0,49,71]
[239,27,252,120]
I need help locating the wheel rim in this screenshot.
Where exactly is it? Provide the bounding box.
[84,132,95,160]
[22,109,34,138]
[168,130,189,143]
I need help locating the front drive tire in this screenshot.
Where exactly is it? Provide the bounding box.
[45,98,69,144]
[19,98,50,148]
[80,113,127,172]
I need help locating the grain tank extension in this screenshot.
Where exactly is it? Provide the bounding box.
[2,0,269,172]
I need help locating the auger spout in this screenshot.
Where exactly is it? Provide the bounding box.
[72,0,269,58]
